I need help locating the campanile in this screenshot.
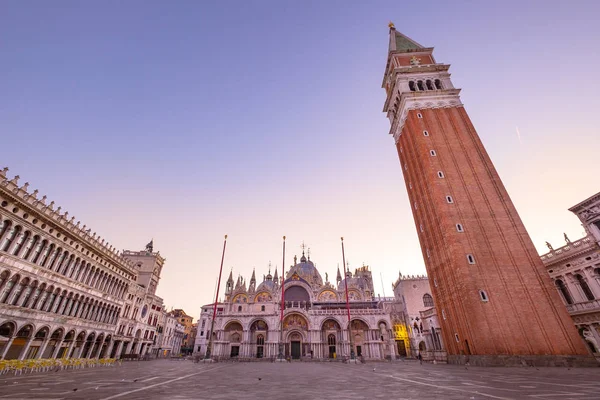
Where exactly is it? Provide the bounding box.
[381,24,591,365]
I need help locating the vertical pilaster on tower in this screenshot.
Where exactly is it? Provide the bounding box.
[381,27,594,366]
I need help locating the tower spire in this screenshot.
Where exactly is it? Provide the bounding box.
[225,268,234,294]
[387,23,423,53]
[249,268,256,291]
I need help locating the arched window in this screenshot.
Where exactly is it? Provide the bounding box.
[423,293,434,307]
[31,240,47,264]
[555,279,573,304]
[0,219,12,241]
[435,79,442,89]
[408,81,416,92]
[576,274,595,301]
[12,230,30,256]
[0,270,9,291]
[0,274,19,303]
[1,225,21,252]
[426,80,434,90]
[255,333,265,359]
[22,235,39,260]
[40,243,55,267]
[417,81,425,91]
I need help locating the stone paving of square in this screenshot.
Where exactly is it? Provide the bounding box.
[0,359,599,400]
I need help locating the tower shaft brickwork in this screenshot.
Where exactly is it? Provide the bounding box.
[382,26,590,365]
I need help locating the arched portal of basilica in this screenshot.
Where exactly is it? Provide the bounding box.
[195,251,396,361]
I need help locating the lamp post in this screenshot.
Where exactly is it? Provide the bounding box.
[341,237,355,361]
[205,235,227,361]
[277,236,286,361]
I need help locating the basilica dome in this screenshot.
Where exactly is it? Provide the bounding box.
[256,279,276,292]
[286,253,323,286]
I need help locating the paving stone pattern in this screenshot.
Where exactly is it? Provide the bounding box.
[0,359,599,399]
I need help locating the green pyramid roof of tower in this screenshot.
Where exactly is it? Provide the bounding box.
[392,30,424,52]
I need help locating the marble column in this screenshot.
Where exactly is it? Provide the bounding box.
[124,341,133,355]
[17,337,35,360]
[114,341,124,358]
[566,274,587,303]
[104,340,115,358]
[36,339,51,359]
[81,342,93,359]
[65,340,76,359]
[92,341,103,359]
[51,340,65,359]
[583,268,600,299]
[0,337,15,360]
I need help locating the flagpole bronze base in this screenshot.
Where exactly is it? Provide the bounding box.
[275,344,288,362]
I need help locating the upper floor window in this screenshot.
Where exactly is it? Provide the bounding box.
[423,293,434,307]
[555,279,573,305]
[408,79,443,92]
[576,274,595,301]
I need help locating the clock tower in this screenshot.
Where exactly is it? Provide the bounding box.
[382,24,592,365]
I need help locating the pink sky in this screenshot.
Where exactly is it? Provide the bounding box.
[2,1,599,320]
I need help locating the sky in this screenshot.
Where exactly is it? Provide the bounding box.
[2,1,599,320]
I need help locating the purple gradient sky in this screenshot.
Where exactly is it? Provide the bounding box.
[2,1,599,319]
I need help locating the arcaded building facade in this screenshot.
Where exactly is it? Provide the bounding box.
[381,26,590,365]
[542,191,600,357]
[0,168,169,360]
[194,252,395,360]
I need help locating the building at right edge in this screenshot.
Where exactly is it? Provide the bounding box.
[542,191,600,356]
[381,24,593,366]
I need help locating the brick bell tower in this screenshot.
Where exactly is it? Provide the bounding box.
[381,24,591,365]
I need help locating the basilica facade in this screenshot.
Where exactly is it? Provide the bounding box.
[194,252,396,360]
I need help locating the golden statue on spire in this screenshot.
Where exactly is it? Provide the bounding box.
[388,21,395,29]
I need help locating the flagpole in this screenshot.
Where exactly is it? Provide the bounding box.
[277,235,286,360]
[205,234,227,361]
[341,237,355,361]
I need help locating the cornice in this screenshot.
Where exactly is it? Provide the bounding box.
[0,168,136,277]
[389,90,463,143]
[540,236,597,266]
[569,192,600,213]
